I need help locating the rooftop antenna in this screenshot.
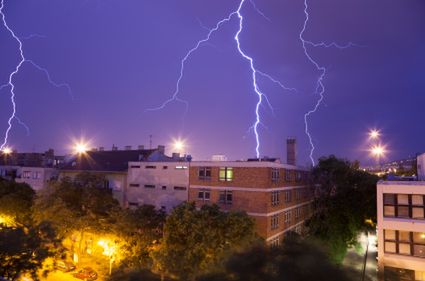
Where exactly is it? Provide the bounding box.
[149,134,152,149]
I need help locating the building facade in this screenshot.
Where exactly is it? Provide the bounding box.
[377,181,425,281]
[0,165,58,191]
[126,161,189,212]
[188,160,314,245]
[417,153,425,181]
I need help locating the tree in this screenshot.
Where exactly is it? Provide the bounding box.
[152,203,258,281]
[0,222,61,281]
[306,155,378,262]
[33,172,122,257]
[197,235,354,281]
[0,180,35,225]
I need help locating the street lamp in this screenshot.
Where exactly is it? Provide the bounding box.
[1,147,12,155]
[98,240,116,275]
[172,138,186,154]
[369,129,380,140]
[370,144,387,171]
[73,142,88,155]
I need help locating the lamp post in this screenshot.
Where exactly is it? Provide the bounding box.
[98,240,116,276]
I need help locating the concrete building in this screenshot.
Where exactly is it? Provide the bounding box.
[126,161,189,212]
[188,159,314,245]
[0,165,58,191]
[377,180,425,280]
[417,153,425,181]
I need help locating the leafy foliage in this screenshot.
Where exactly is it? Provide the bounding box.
[152,202,258,281]
[0,180,35,224]
[197,235,354,281]
[306,155,378,262]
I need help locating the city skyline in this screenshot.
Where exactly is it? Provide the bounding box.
[0,0,424,165]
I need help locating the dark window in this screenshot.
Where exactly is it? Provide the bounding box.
[144,184,155,188]
[198,189,211,201]
[285,170,291,182]
[162,186,167,190]
[219,190,233,204]
[198,167,212,180]
[384,266,415,281]
[271,191,280,206]
[145,166,156,169]
[163,166,168,169]
[284,190,292,203]
[383,194,396,205]
[271,215,279,230]
[271,168,279,182]
[130,165,141,168]
[174,186,187,191]
[128,202,139,207]
[295,171,302,182]
[219,167,233,182]
[129,183,140,187]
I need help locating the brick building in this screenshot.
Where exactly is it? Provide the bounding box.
[188,159,314,245]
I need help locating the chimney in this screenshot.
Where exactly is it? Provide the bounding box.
[287,138,296,166]
[138,145,145,150]
[112,145,118,151]
[157,145,165,154]
[172,153,180,160]
[125,145,132,151]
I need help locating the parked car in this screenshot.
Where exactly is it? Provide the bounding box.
[73,267,97,281]
[55,260,76,272]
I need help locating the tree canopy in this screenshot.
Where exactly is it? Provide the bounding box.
[0,180,35,224]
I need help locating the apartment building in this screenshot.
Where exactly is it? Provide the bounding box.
[418,153,425,181]
[126,161,189,212]
[188,159,314,245]
[0,165,58,191]
[377,181,425,281]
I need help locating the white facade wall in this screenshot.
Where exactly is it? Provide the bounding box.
[0,166,58,191]
[377,181,425,280]
[126,161,189,212]
[418,153,425,181]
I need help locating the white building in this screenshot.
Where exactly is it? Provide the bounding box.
[0,166,58,191]
[126,161,189,212]
[417,153,425,181]
[377,181,425,281]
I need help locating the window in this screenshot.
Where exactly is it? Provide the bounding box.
[383,193,425,220]
[130,165,140,168]
[271,191,280,206]
[145,165,156,169]
[270,237,280,248]
[32,171,41,179]
[129,183,140,187]
[175,165,188,170]
[219,190,233,204]
[295,189,302,201]
[295,171,302,182]
[198,189,211,201]
[295,207,300,219]
[271,168,279,182]
[162,186,167,190]
[271,215,279,230]
[285,170,291,182]
[23,171,31,179]
[174,186,187,191]
[284,190,292,203]
[295,225,302,234]
[198,167,212,180]
[384,230,425,259]
[103,180,110,189]
[163,166,168,169]
[128,202,139,207]
[219,167,233,181]
[144,184,155,188]
[284,211,291,225]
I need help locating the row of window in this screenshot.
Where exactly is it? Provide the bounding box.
[383,193,425,219]
[270,205,309,230]
[129,183,187,191]
[384,229,425,258]
[271,188,311,206]
[197,189,233,205]
[22,171,42,179]
[384,266,425,281]
[269,225,304,247]
[271,168,306,183]
[130,165,188,170]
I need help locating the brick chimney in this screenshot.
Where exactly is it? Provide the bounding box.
[287,138,296,166]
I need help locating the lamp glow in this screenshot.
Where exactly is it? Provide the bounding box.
[1,147,12,155]
[369,129,380,140]
[73,142,88,155]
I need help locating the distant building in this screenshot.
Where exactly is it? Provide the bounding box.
[377,180,425,280]
[60,145,187,206]
[188,159,314,245]
[417,153,425,180]
[126,160,189,212]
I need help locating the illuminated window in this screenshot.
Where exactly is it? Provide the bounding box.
[219,167,233,182]
[175,165,188,170]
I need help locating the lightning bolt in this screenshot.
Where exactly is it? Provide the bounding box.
[300,0,357,165]
[149,0,295,158]
[0,0,73,150]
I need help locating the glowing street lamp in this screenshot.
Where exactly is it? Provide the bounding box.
[172,138,186,154]
[370,144,386,159]
[73,142,88,155]
[1,147,12,155]
[98,239,116,275]
[369,129,380,140]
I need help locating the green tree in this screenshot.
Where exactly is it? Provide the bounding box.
[0,222,61,281]
[33,172,122,257]
[152,203,258,281]
[307,155,378,262]
[197,235,354,281]
[0,180,35,224]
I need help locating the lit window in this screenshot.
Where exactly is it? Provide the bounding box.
[219,167,233,182]
[175,165,188,170]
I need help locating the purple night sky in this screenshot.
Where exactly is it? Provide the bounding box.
[0,0,424,166]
